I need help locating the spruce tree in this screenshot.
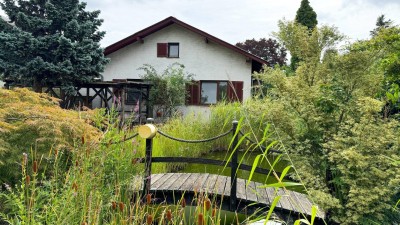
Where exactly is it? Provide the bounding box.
[295,0,318,30]
[0,0,109,93]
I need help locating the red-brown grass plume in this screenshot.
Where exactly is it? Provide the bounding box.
[146,193,152,205]
[197,213,204,225]
[111,201,117,210]
[146,214,153,225]
[212,208,217,218]
[180,198,186,208]
[166,209,172,222]
[118,202,124,212]
[26,175,30,185]
[204,198,211,211]
[33,160,38,173]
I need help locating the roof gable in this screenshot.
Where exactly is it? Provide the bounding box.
[104,16,268,66]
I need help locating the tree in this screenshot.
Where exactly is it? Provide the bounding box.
[355,25,400,118]
[235,38,287,67]
[291,0,318,71]
[295,0,318,30]
[0,0,109,93]
[254,20,400,224]
[139,63,194,119]
[370,14,393,36]
[275,20,343,80]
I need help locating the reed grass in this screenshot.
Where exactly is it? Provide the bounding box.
[0,102,321,225]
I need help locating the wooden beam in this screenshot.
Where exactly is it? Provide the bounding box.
[136,36,144,43]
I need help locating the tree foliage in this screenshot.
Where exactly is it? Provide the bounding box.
[0,88,101,184]
[370,14,393,36]
[0,0,109,93]
[235,38,287,67]
[275,20,343,77]
[291,0,318,71]
[139,63,194,118]
[295,0,318,30]
[253,21,400,224]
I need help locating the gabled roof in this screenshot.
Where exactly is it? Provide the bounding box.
[104,16,268,65]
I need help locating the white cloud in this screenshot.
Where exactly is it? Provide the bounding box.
[2,0,400,47]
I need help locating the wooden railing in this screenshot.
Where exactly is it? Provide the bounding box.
[137,118,284,211]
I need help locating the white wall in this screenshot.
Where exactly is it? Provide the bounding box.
[103,24,253,116]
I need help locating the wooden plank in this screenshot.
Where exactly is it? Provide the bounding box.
[276,188,295,212]
[151,173,174,190]
[223,176,231,197]
[191,173,210,193]
[159,173,184,190]
[291,191,317,216]
[179,173,210,192]
[201,174,218,193]
[265,187,282,208]
[236,178,247,200]
[168,173,192,191]
[179,173,200,191]
[214,175,228,196]
[254,181,270,205]
[246,180,258,202]
[150,173,163,186]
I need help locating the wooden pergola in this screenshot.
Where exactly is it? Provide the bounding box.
[5,80,152,124]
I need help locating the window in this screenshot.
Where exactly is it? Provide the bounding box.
[168,43,179,58]
[200,81,227,104]
[186,81,243,105]
[157,43,179,58]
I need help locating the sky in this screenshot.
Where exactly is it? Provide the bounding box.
[1,0,400,48]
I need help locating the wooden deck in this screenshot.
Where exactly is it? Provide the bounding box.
[144,173,325,219]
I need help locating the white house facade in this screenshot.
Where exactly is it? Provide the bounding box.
[102,17,267,117]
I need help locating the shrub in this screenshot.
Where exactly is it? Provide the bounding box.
[0,88,101,184]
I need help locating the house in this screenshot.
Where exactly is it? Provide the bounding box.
[102,16,268,117]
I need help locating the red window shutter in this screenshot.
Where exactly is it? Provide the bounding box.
[228,81,243,102]
[186,81,200,105]
[157,43,168,57]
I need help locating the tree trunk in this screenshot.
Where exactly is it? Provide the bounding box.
[33,78,42,93]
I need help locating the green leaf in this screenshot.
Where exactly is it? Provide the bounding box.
[311,205,318,225]
[279,165,292,181]
[247,154,261,187]
[258,182,302,188]
[395,199,400,209]
[264,154,282,182]
[294,219,311,225]
[263,196,281,225]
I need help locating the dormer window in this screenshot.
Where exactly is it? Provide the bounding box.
[157,43,179,58]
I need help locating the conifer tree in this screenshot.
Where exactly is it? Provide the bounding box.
[295,0,318,30]
[0,0,109,93]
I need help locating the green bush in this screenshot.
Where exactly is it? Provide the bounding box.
[0,88,101,185]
